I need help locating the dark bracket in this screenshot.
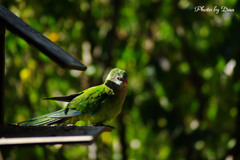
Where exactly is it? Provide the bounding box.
[0,5,112,146]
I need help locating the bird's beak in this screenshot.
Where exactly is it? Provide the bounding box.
[123,78,128,86]
[123,72,128,86]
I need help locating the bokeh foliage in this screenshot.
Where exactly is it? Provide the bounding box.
[1,0,240,159]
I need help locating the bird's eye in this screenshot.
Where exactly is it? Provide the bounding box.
[117,76,121,81]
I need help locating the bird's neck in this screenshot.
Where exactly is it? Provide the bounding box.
[104,80,126,94]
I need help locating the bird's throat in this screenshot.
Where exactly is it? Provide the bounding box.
[105,80,125,93]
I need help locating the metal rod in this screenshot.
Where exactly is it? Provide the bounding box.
[0,5,87,71]
[0,21,5,125]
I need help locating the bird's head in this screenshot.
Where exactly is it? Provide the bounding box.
[105,68,128,87]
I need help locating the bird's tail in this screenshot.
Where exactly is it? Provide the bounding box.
[13,110,69,126]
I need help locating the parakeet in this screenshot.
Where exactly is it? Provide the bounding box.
[14,68,128,126]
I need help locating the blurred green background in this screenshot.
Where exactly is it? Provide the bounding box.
[1,0,240,159]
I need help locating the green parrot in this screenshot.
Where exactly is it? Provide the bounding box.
[14,68,128,126]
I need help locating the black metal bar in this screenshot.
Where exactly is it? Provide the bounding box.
[0,21,5,125]
[0,125,114,146]
[0,5,87,71]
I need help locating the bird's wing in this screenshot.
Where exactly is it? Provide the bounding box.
[43,93,83,102]
[44,84,114,118]
[67,84,114,115]
[48,108,83,118]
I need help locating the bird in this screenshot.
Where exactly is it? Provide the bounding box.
[14,68,128,126]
